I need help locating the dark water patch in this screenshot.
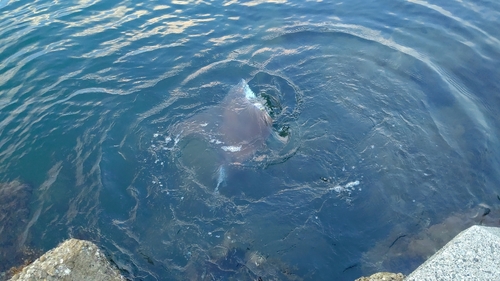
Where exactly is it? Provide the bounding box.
[0,181,35,275]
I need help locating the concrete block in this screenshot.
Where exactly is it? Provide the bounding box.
[405,225,500,281]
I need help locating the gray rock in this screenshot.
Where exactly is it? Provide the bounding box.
[355,272,405,281]
[8,239,125,281]
[405,225,500,281]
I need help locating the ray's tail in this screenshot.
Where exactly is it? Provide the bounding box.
[214,165,226,194]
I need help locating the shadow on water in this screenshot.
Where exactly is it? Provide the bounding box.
[0,181,42,280]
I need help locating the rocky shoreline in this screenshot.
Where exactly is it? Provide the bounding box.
[2,179,498,280]
[6,225,500,280]
[7,239,124,281]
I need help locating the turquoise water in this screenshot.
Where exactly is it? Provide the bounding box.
[1,0,499,280]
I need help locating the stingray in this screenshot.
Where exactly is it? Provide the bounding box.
[172,79,272,192]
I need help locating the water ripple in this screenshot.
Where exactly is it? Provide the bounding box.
[0,0,499,279]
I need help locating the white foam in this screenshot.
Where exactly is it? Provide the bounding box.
[331,185,344,193]
[345,180,360,189]
[210,138,223,144]
[253,102,265,111]
[221,145,242,152]
[329,180,361,193]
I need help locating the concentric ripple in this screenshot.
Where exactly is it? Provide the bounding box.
[0,0,499,279]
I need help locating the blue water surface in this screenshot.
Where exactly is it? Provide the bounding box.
[1,0,499,280]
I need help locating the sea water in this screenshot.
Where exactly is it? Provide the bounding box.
[0,0,499,280]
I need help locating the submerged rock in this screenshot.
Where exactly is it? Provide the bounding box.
[181,228,302,280]
[362,205,500,275]
[8,239,124,281]
[0,180,34,277]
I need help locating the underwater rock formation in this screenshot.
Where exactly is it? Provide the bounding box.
[362,205,500,275]
[0,180,34,279]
